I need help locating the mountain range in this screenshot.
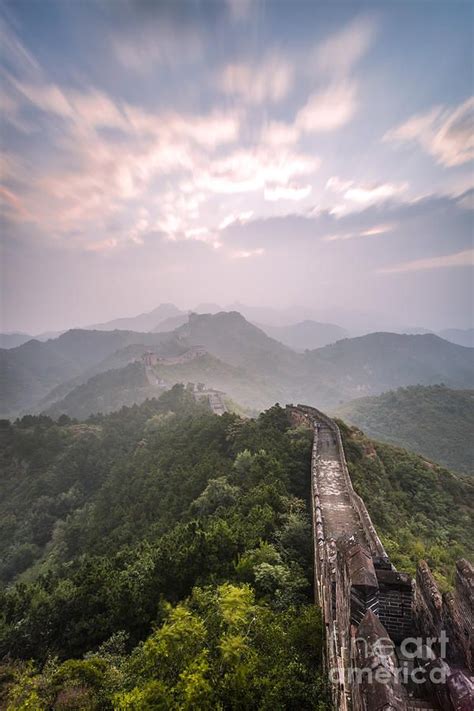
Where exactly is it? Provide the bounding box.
[2,310,473,421]
[3,302,472,349]
[258,320,348,351]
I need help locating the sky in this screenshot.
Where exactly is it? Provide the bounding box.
[1,0,473,334]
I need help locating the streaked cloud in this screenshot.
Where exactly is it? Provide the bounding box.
[323,223,395,241]
[218,54,293,104]
[327,177,408,214]
[384,97,474,167]
[264,184,312,202]
[231,247,265,259]
[218,211,254,230]
[379,249,474,274]
[344,183,408,205]
[195,148,319,196]
[112,26,203,72]
[457,191,474,210]
[226,0,253,22]
[296,82,357,133]
[260,121,299,146]
[360,224,395,236]
[313,16,376,76]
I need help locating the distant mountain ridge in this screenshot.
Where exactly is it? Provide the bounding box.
[438,328,474,348]
[303,331,474,402]
[0,333,33,349]
[2,312,474,419]
[5,301,472,347]
[87,303,183,332]
[174,311,296,374]
[0,329,178,417]
[258,320,348,351]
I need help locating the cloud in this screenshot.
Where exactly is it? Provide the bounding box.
[226,0,253,22]
[8,74,240,147]
[457,190,474,210]
[107,0,226,72]
[2,72,244,247]
[231,248,265,259]
[384,97,474,167]
[218,211,254,230]
[218,53,293,104]
[323,223,395,241]
[326,177,408,214]
[0,17,40,76]
[264,184,312,201]
[296,82,357,132]
[195,148,319,195]
[313,16,376,76]
[360,224,395,236]
[379,249,474,274]
[344,183,408,205]
[260,121,299,146]
[9,77,132,133]
[85,237,119,253]
[112,26,203,72]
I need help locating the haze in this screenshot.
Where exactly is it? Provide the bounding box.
[1,0,473,334]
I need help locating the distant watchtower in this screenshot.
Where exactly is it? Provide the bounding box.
[142,351,158,367]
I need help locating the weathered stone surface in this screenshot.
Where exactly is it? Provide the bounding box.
[415,558,473,672]
[354,610,408,711]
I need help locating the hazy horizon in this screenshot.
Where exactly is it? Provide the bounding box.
[1,0,473,334]
[3,298,474,339]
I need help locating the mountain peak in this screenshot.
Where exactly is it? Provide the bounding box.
[87,303,183,332]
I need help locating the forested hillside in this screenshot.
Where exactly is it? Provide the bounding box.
[0,388,328,709]
[335,385,474,474]
[44,354,271,420]
[1,390,472,707]
[0,329,176,418]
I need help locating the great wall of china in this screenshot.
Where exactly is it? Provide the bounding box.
[287,405,473,711]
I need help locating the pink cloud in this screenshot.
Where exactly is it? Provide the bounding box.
[296,82,357,133]
[384,97,474,167]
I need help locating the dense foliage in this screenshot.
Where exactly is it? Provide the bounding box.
[0,387,328,709]
[335,384,474,475]
[1,387,472,708]
[338,419,473,589]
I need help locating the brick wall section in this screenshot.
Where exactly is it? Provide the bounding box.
[376,569,414,643]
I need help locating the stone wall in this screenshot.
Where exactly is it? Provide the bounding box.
[287,405,473,710]
[416,558,473,672]
[288,404,388,559]
[376,568,414,643]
